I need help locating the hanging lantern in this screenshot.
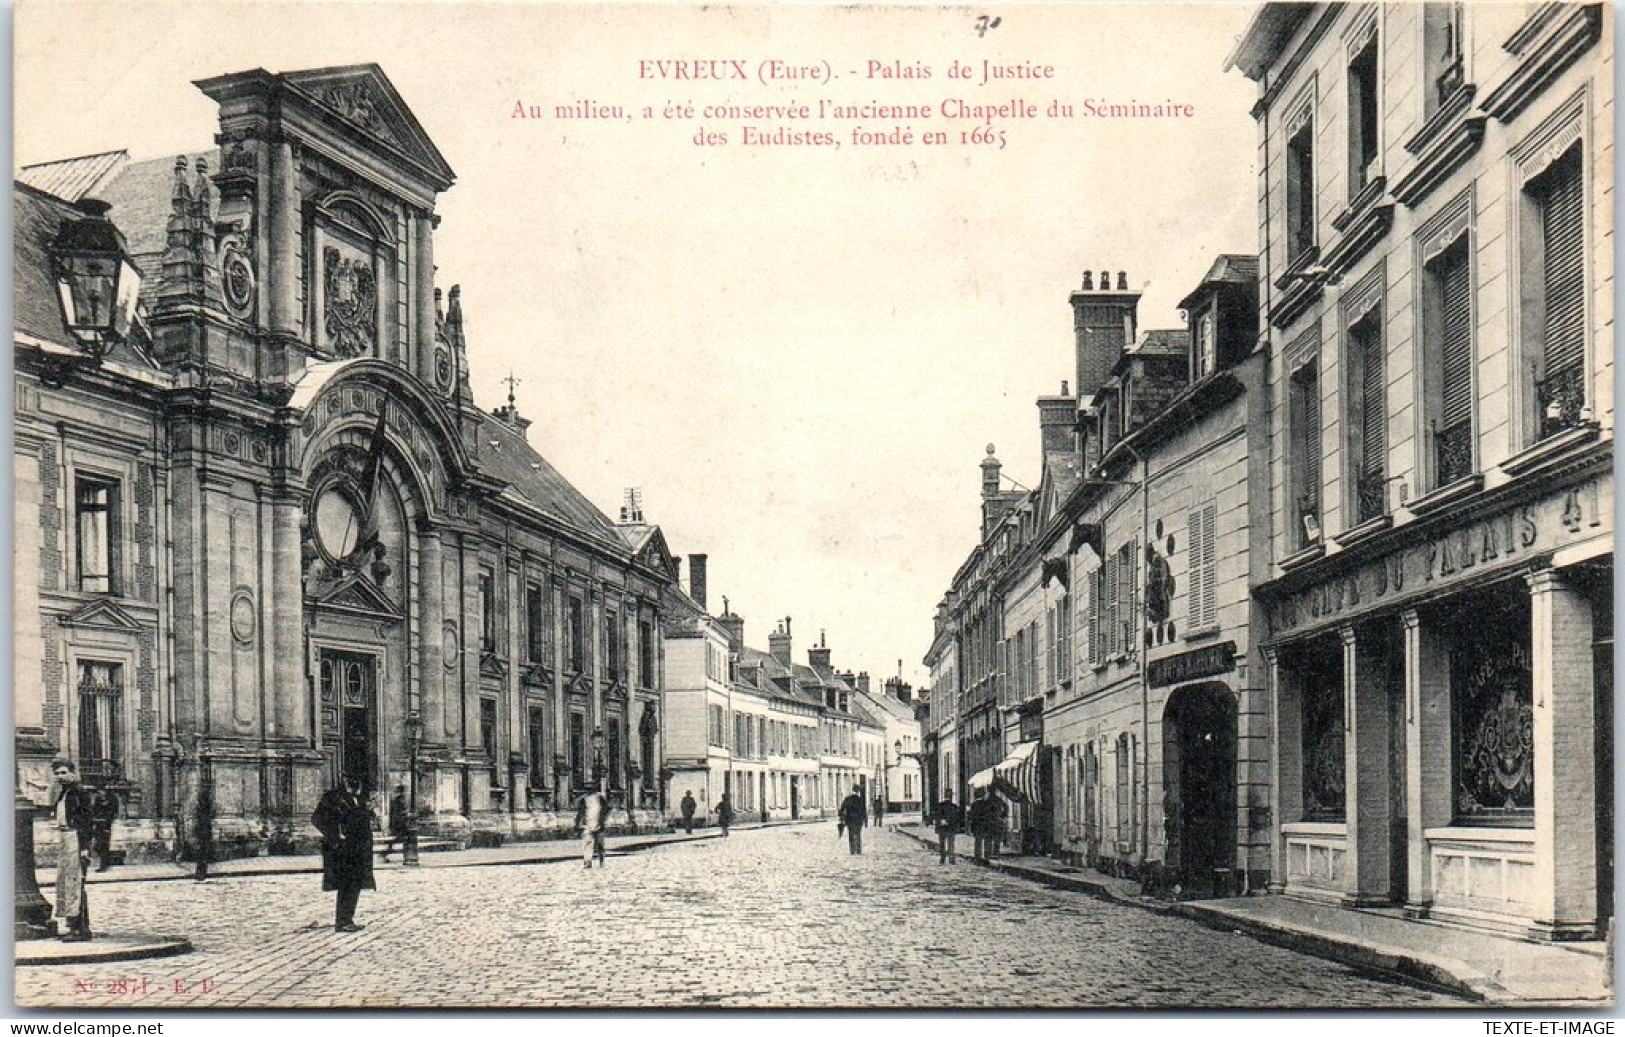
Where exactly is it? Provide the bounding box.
[52,199,140,359]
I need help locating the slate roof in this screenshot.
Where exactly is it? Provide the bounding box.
[1128,328,1191,358]
[14,184,80,346]
[1177,254,1260,310]
[478,414,623,545]
[16,150,128,203]
[98,151,218,273]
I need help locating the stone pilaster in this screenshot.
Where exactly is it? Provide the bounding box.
[1264,646,1299,893]
[417,527,447,746]
[1402,609,1451,916]
[1527,567,1599,940]
[1342,625,1394,906]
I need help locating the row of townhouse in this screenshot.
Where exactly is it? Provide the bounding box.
[922,1,1611,942]
[660,573,911,822]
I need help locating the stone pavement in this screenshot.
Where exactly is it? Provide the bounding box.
[15,821,1462,1009]
[898,825,1613,1007]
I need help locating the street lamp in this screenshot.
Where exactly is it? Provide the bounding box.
[403,713,423,866]
[51,199,140,363]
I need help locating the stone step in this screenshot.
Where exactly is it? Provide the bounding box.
[371,836,459,853]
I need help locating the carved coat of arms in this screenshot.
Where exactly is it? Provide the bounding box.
[324,246,377,358]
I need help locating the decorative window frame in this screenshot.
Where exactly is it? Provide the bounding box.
[1338,262,1388,527]
[1411,186,1479,500]
[1505,87,1590,451]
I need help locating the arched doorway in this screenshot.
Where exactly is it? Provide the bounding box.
[1162,682,1237,896]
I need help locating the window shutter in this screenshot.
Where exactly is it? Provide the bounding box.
[1303,367,1322,507]
[1201,504,1217,628]
[1540,146,1585,377]
[1359,324,1385,476]
[1087,568,1100,664]
[1439,247,1473,428]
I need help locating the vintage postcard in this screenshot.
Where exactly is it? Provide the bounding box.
[10,0,1614,1013]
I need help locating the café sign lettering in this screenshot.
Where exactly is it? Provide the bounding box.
[1273,479,1605,634]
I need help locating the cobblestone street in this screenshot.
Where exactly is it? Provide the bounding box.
[17,824,1466,1009]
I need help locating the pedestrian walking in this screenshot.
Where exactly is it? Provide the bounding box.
[379,784,408,861]
[714,792,734,837]
[934,791,963,864]
[575,784,609,868]
[90,786,120,871]
[680,790,697,834]
[312,776,375,932]
[872,794,884,828]
[838,785,867,855]
[50,760,95,942]
[968,791,991,862]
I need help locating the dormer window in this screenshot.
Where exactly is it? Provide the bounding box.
[1193,303,1217,380]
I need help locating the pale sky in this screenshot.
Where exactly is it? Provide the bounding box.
[16,1,1261,690]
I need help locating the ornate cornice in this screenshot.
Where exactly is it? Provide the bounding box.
[1481,4,1602,123]
[1390,115,1487,207]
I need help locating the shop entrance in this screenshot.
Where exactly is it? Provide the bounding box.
[1163,682,1237,895]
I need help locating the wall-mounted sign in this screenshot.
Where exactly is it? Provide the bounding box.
[1147,641,1236,688]
[1270,476,1607,637]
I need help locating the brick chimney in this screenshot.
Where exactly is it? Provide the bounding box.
[687,554,708,610]
[855,672,872,695]
[807,630,831,672]
[719,597,744,653]
[885,676,914,703]
[769,617,793,667]
[1038,381,1078,458]
[1070,269,1141,401]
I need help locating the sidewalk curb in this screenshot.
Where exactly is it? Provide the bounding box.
[895,826,1498,1003]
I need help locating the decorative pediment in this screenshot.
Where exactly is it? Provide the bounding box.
[633,526,680,583]
[605,678,630,702]
[568,671,592,696]
[522,661,554,687]
[280,65,457,190]
[312,571,399,618]
[59,599,144,632]
[479,651,509,681]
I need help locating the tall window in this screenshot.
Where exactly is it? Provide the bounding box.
[606,718,622,788]
[1193,305,1217,379]
[527,704,547,786]
[567,594,584,672]
[605,608,621,680]
[569,712,586,788]
[1300,642,1346,820]
[1115,541,1138,654]
[1186,502,1218,631]
[1286,110,1316,262]
[75,476,120,594]
[639,618,655,687]
[478,571,496,652]
[479,697,498,780]
[1348,311,1387,522]
[525,585,546,662]
[1290,361,1322,546]
[1348,36,1380,196]
[1424,239,1474,487]
[76,661,123,784]
[1528,144,1586,439]
[1423,3,1466,116]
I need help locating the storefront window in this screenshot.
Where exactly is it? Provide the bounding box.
[1300,641,1346,820]
[1451,595,1534,821]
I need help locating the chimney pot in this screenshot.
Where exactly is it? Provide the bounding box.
[1081,271,1093,290]
[1117,271,1128,290]
[1099,269,1110,287]
[687,553,708,611]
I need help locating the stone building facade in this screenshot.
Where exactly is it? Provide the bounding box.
[1232,3,1612,938]
[14,64,677,861]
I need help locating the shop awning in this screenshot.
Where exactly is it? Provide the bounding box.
[993,741,1040,802]
[967,742,1040,800]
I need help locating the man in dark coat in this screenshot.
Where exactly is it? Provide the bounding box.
[872,794,884,828]
[934,791,963,865]
[714,792,734,837]
[312,777,375,932]
[50,760,96,941]
[680,790,697,834]
[838,785,867,854]
[379,785,408,862]
[967,792,992,862]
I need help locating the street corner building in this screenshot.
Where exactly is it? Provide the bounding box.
[1232,2,1612,941]
[922,1,1612,944]
[13,64,682,872]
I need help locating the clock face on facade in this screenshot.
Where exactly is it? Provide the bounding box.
[313,485,363,561]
